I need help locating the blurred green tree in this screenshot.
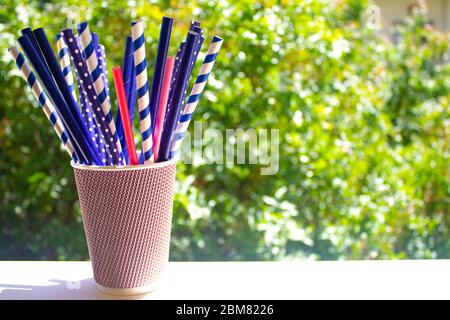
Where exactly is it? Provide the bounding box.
[0,0,448,260]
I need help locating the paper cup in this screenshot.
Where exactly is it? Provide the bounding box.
[72,159,177,295]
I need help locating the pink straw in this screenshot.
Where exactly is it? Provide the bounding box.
[153,57,175,161]
[112,66,139,165]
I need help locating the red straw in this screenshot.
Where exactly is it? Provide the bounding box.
[153,57,175,160]
[112,67,138,165]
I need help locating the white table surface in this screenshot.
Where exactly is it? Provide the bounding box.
[0,260,448,300]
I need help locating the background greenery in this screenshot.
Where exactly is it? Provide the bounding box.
[0,0,448,260]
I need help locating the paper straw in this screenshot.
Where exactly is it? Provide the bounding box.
[158,31,199,162]
[74,73,110,165]
[17,35,92,164]
[58,34,104,162]
[56,34,112,164]
[113,67,138,165]
[165,22,201,123]
[122,36,135,107]
[97,44,112,164]
[20,28,42,55]
[131,20,154,164]
[153,57,174,161]
[124,36,137,120]
[79,26,120,163]
[169,26,204,133]
[97,44,110,98]
[56,34,76,102]
[167,41,185,114]
[149,16,173,132]
[115,36,134,164]
[32,28,101,165]
[91,32,109,97]
[190,20,201,28]
[61,28,121,165]
[20,30,89,163]
[170,36,223,158]
[164,24,202,124]
[9,46,78,162]
[178,30,204,116]
[64,35,109,164]
[171,33,204,148]
[77,22,124,164]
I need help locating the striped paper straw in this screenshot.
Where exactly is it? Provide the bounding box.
[97,44,112,163]
[75,75,109,164]
[91,33,109,98]
[56,34,76,102]
[62,28,121,165]
[169,36,223,158]
[75,36,109,163]
[131,20,154,164]
[98,44,110,98]
[9,46,78,162]
[77,22,124,164]
[57,34,108,164]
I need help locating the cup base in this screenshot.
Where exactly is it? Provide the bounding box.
[96,282,159,296]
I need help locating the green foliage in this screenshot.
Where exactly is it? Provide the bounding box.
[0,0,448,260]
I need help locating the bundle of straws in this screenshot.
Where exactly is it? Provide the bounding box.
[9,18,223,166]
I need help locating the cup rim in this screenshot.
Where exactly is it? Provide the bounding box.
[71,158,177,171]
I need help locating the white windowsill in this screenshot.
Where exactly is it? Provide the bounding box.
[0,260,448,300]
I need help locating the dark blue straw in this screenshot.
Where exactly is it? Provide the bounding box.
[21,28,85,163]
[166,41,185,120]
[17,35,94,164]
[183,27,204,104]
[166,21,197,108]
[149,16,173,132]
[127,51,137,122]
[175,33,204,126]
[123,40,137,131]
[191,20,201,28]
[20,28,41,55]
[158,31,199,162]
[32,28,101,165]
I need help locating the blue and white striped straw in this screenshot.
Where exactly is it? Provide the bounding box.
[9,46,78,162]
[170,36,223,157]
[57,34,108,164]
[75,77,109,164]
[97,44,110,98]
[55,34,77,102]
[77,22,124,164]
[61,28,121,165]
[131,20,154,164]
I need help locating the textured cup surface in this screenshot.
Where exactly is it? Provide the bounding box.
[72,160,176,290]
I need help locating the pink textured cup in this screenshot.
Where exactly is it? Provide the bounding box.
[71,159,177,295]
